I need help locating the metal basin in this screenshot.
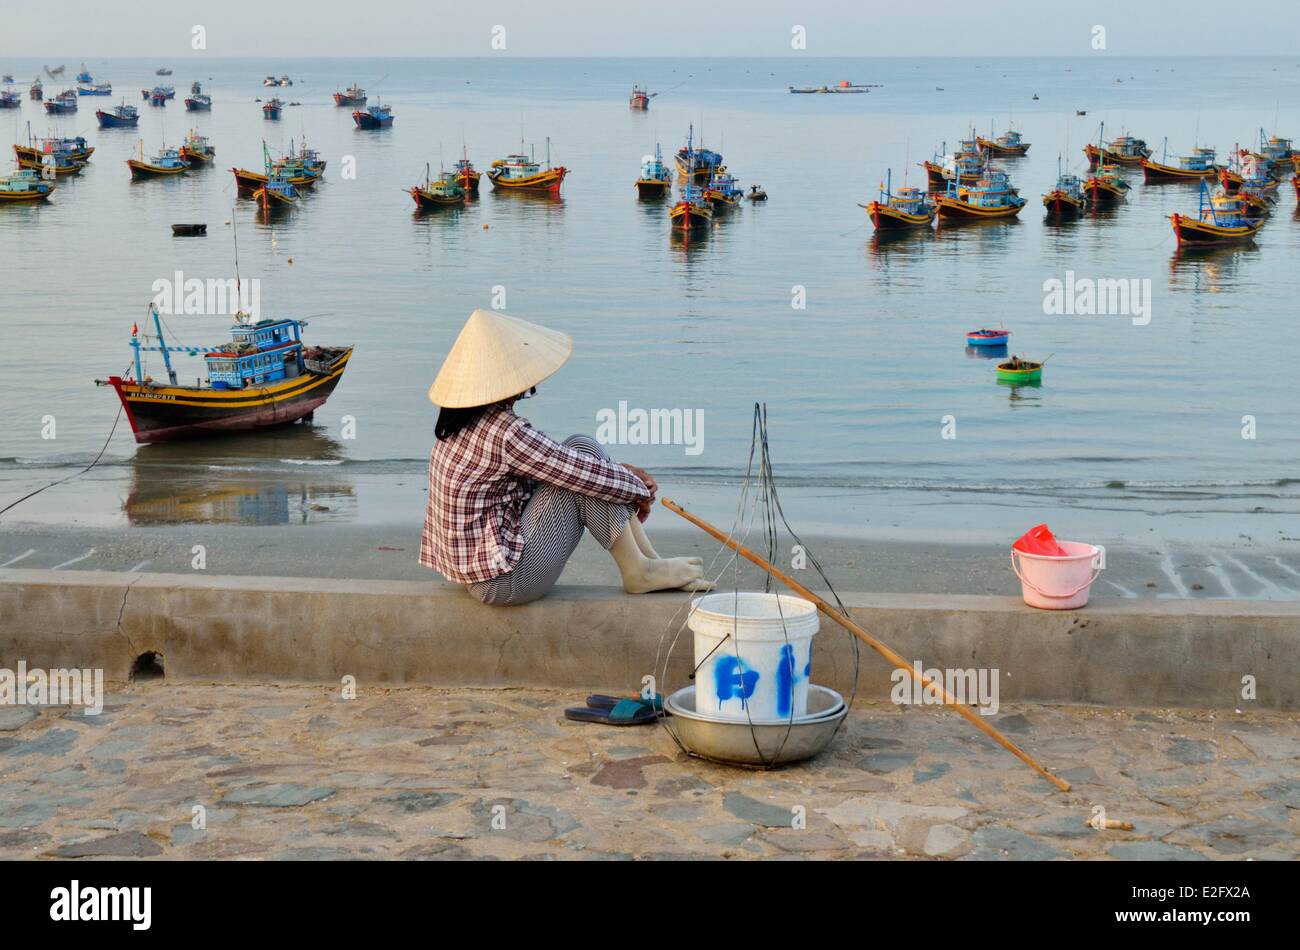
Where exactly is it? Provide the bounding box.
[664,684,847,767]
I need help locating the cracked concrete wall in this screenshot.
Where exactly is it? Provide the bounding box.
[1,570,1297,709]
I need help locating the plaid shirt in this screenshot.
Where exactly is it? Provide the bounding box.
[419,406,650,584]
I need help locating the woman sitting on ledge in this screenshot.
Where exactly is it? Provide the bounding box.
[419,309,709,606]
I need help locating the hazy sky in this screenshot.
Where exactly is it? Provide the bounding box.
[4,1,1300,58]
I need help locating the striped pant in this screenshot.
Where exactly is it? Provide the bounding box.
[467,435,632,606]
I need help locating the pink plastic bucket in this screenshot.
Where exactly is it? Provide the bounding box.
[1010,540,1102,610]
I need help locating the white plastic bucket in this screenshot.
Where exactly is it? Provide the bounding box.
[689,592,820,721]
[1010,540,1102,610]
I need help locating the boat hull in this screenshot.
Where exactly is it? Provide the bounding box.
[1042,191,1085,218]
[184,99,211,111]
[669,202,712,232]
[864,201,934,230]
[967,333,1010,346]
[333,93,366,107]
[1170,213,1260,245]
[263,107,281,120]
[15,155,83,175]
[253,187,297,209]
[978,137,1030,157]
[1141,159,1217,183]
[105,350,352,444]
[0,186,55,202]
[179,147,215,165]
[96,110,138,128]
[1085,144,1150,168]
[1083,179,1126,204]
[352,111,392,129]
[128,159,187,179]
[231,167,319,191]
[488,167,567,193]
[457,170,480,193]
[411,187,465,209]
[636,178,671,198]
[996,366,1042,383]
[934,196,1024,219]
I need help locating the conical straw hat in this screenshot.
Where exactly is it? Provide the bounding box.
[428,309,573,408]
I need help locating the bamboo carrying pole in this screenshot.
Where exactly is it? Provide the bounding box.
[661,498,1071,793]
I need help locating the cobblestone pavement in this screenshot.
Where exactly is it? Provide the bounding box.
[1,684,1296,860]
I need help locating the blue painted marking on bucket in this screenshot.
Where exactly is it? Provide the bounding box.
[715,656,759,710]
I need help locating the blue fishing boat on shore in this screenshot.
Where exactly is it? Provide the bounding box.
[96,102,139,128]
[352,101,393,129]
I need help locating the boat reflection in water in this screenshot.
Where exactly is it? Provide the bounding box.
[125,427,356,526]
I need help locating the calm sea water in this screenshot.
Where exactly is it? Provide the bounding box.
[2,56,1299,524]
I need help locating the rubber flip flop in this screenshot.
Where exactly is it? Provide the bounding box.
[585,693,665,713]
[563,699,659,726]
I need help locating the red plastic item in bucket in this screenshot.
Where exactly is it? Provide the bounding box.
[1013,524,1068,558]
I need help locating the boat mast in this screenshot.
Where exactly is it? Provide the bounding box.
[151,305,177,385]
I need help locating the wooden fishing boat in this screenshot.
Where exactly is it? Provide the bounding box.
[179,130,216,166]
[0,87,19,109]
[171,223,207,235]
[967,328,1010,347]
[635,145,672,198]
[128,143,189,179]
[0,167,57,202]
[156,67,173,76]
[353,101,393,129]
[253,174,298,210]
[96,102,139,128]
[1042,158,1085,218]
[29,79,42,101]
[184,93,212,111]
[674,124,721,183]
[487,140,567,193]
[141,85,174,101]
[77,82,112,96]
[13,143,85,176]
[410,163,466,209]
[15,132,93,166]
[453,152,479,193]
[44,89,77,114]
[996,359,1042,383]
[1084,133,1151,169]
[290,139,327,176]
[1249,129,1295,175]
[921,137,983,192]
[629,86,649,110]
[670,183,712,233]
[262,97,283,120]
[231,164,320,192]
[98,308,351,443]
[859,169,935,230]
[1083,162,1130,205]
[1169,180,1261,246]
[747,185,767,201]
[704,166,743,207]
[1141,142,1218,183]
[978,127,1030,157]
[333,84,366,107]
[934,167,1025,220]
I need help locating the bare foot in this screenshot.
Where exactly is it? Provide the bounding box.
[621,555,705,594]
[629,517,661,559]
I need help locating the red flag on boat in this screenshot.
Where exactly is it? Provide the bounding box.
[131,322,138,336]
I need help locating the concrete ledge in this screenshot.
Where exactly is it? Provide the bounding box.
[2,569,1298,709]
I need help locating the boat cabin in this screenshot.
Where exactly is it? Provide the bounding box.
[495,154,541,179]
[205,319,305,389]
